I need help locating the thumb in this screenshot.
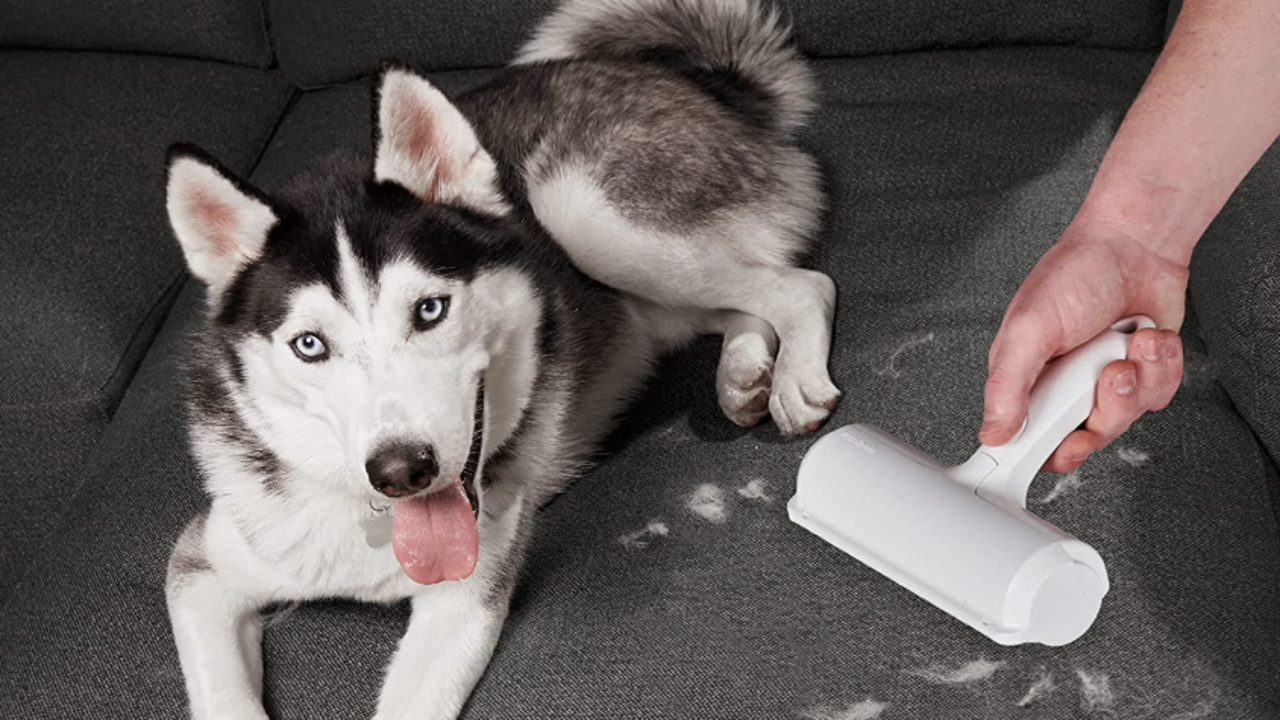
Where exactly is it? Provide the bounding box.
[981,315,1055,446]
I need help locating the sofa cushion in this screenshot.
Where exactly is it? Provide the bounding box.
[4,47,1279,719]
[0,0,274,67]
[0,51,293,593]
[1189,142,1280,470]
[268,0,1169,87]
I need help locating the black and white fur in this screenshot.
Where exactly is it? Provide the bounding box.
[165,1,837,718]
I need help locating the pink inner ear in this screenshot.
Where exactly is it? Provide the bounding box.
[388,81,476,204]
[400,98,438,167]
[186,184,241,257]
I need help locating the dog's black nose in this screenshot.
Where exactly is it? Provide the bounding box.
[366,443,438,498]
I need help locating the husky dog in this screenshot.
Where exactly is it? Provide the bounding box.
[163,1,837,717]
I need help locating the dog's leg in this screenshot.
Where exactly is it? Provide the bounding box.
[706,266,839,435]
[625,264,838,435]
[629,301,782,428]
[528,171,837,435]
[714,311,778,428]
[580,256,837,435]
[167,514,269,720]
[600,254,838,435]
[373,578,507,720]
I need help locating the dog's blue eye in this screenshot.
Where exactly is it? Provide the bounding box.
[291,333,328,361]
[415,297,450,330]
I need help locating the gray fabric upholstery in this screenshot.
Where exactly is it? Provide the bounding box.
[1190,143,1280,470]
[0,0,274,67]
[268,0,1170,88]
[788,0,1169,60]
[0,51,293,594]
[4,48,1278,719]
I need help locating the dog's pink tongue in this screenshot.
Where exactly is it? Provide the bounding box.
[392,482,478,585]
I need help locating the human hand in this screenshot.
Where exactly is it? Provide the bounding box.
[981,221,1190,472]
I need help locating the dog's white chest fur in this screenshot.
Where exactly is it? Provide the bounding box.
[205,492,413,603]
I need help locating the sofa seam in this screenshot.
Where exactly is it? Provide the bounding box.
[255,0,279,70]
[282,42,1163,92]
[0,45,274,71]
[0,82,305,608]
[248,86,303,175]
[1248,241,1280,540]
[1252,262,1276,457]
[99,269,189,419]
[94,84,301,421]
[0,271,186,418]
[2,265,185,411]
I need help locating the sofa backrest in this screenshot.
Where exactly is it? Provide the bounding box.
[0,0,273,67]
[267,0,1170,88]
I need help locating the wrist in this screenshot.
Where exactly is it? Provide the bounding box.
[1071,154,1220,268]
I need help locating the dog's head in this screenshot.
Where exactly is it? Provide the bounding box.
[166,64,540,534]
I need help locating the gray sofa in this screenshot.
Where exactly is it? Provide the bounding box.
[2,1,1278,717]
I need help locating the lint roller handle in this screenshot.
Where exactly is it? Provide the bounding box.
[960,315,1156,508]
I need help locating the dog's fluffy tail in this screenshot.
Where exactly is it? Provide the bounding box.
[515,0,814,136]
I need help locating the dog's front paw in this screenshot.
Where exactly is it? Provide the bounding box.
[192,703,269,720]
[769,352,840,435]
[373,699,463,720]
[716,332,775,427]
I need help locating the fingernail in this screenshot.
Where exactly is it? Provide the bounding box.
[1110,369,1136,396]
[1072,452,1091,463]
[980,414,1004,436]
[1163,338,1179,359]
[1140,338,1162,362]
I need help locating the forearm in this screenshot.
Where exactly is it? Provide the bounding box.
[1074,0,1280,266]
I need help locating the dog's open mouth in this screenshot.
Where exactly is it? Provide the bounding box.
[391,378,485,585]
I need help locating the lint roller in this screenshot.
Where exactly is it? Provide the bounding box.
[789,316,1154,646]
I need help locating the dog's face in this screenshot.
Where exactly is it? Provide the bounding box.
[166,66,538,509]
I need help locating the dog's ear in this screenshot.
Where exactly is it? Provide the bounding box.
[374,62,509,215]
[166,144,278,291]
